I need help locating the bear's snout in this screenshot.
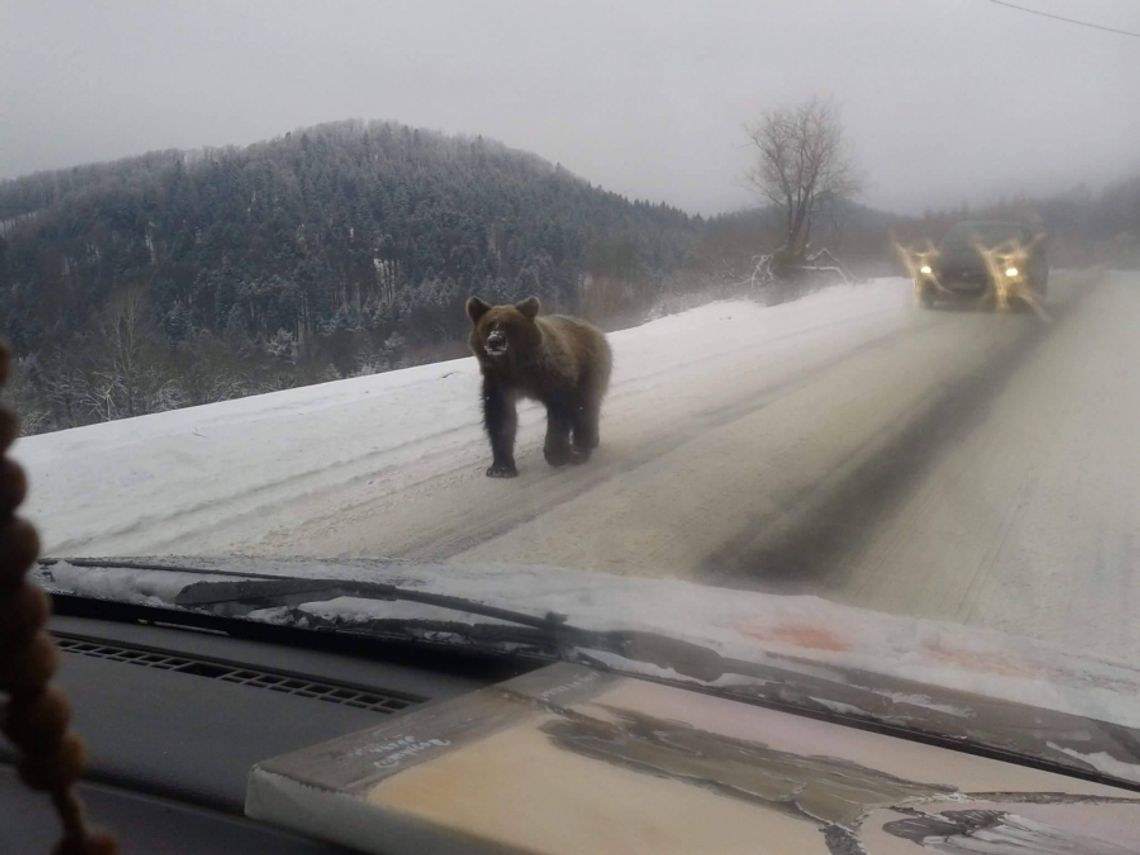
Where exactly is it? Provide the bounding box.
[485,330,508,355]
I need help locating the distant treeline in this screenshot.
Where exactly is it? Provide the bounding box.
[0,121,701,432]
[1,119,1136,434]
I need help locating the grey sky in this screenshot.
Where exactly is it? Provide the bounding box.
[2,0,1138,215]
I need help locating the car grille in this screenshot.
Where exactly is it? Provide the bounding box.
[943,269,989,292]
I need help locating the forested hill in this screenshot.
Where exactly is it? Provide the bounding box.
[0,120,699,430]
[0,120,697,428]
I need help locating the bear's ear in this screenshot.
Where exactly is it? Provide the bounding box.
[466,296,491,324]
[515,296,540,320]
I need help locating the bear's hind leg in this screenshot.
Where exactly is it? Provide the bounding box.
[571,399,600,454]
[544,403,584,467]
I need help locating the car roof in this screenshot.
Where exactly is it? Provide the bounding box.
[952,220,1032,231]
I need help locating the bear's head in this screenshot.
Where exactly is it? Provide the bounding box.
[466,296,541,362]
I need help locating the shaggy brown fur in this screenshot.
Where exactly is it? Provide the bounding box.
[467,296,612,477]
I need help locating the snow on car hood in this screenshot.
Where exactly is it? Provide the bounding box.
[37,555,1140,787]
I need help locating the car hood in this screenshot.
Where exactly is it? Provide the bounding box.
[935,241,990,271]
[36,555,1140,788]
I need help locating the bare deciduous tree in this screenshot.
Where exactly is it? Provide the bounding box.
[79,287,179,421]
[0,357,52,435]
[746,98,861,265]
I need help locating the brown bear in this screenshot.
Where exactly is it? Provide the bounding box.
[466,296,612,477]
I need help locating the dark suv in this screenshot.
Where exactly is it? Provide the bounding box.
[917,220,1048,309]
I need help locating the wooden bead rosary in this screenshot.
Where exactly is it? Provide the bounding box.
[0,342,118,854]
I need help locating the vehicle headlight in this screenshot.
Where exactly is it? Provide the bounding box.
[1004,266,1019,278]
[919,264,933,275]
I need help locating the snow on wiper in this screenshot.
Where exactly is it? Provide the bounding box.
[40,556,571,630]
[37,557,729,681]
[175,573,730,681]
[173,573,572,631]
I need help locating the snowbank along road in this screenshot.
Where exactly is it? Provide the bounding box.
[14,269,1139,663]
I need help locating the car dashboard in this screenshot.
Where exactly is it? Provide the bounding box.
[1,608,525,853]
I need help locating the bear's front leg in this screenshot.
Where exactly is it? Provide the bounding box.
[482,378,518,477]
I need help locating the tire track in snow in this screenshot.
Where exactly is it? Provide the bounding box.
[701,275,1095,589]
[811,270,1140,665]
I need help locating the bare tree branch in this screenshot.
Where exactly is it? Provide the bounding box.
[745,98,862,264]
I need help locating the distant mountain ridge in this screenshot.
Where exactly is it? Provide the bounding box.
[0,119,697,365]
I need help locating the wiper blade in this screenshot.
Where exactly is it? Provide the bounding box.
[176,576,729,677]
[175,575,574,631]
[38,557,728,680]
[39,557,571,633]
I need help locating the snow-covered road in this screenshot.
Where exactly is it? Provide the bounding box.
[800,269,1140,663]
[13,269,1139,663]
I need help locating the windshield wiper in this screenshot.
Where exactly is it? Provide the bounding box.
[37,557,728,681]
[179,575,731,682]
[174,574,573,631]
[40,557,574,640]
[41,556,570,630]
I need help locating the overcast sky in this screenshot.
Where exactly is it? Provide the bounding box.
[1,0,1138,215]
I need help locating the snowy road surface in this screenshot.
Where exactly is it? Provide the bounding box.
[14,269,1139,663]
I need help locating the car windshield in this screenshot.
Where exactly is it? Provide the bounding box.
[941,222,1029,247]
[3,0,1139,772]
